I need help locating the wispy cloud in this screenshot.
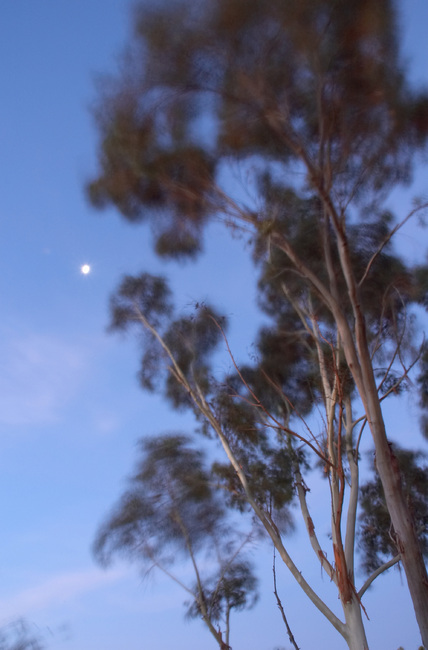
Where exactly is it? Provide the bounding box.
[0,327,88,427]
[0,568,125,619]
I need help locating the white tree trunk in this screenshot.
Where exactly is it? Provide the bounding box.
[342,597,369,650]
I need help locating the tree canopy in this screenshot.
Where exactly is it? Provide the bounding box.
[89,1,428,648]
[89,0,428,257]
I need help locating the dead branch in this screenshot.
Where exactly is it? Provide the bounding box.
[273,547,300,650]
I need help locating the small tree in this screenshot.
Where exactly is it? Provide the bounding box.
[94,433,258,649]
[88,0,428,647]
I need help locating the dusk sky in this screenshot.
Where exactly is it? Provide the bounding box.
[1,2,428,649]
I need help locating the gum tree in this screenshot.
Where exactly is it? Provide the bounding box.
[88,0,428,647]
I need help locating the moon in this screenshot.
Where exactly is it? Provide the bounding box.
[80,264,91,275]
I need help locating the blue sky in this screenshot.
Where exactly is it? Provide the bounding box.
[1,2,428,649]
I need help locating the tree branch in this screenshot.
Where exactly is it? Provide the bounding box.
[344,396,359,577]
[358,203,428,288]
[358,555,401,599]
[273,547,300,650]
[131,304,348,638]
[294,463,336,583]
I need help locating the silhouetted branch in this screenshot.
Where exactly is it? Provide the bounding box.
[272,548,300,650]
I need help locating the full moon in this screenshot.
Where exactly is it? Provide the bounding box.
[80,264,91,275]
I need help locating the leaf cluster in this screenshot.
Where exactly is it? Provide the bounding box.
[93,433,259,634]
[359,446,428,574]
[185,560,258,622]
[255,192,414,339]
[110,272,173,330]
[88,0,428,256]
[109,272,226,410]
[94,434,226,565]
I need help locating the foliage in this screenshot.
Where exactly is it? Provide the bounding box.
[94,433,258,648]
[359,446,428,574]
[89,0,428,647]
[88,0,428,258]
[109,276,299,524]
[185,560,258,622]
[95,434,225,562]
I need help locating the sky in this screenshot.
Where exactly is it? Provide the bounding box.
[1,2,428,649]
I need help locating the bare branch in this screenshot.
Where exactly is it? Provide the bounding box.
[378,351,422,404]
[294,464,336,582]
[344,396,359,576]
[170,502,227,648]
[358,202,428,288]
[209,314,332,465]
[358,555,401,599]
[273,547,300,650]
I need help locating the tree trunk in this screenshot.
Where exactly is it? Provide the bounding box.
[338,297,428,647]
[359,364,428,648]
[330,227,428,647]
[342,597,369,650]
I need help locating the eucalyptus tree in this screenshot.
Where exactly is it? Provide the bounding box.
[88,0,428,647]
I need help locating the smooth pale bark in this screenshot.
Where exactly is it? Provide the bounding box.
[331,226,428,648]
[343,598,369,650]
[353,352,428,648]
[273,138,428,645]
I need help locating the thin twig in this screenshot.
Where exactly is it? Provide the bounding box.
[358,202,428,288]
[273,547,300,650]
